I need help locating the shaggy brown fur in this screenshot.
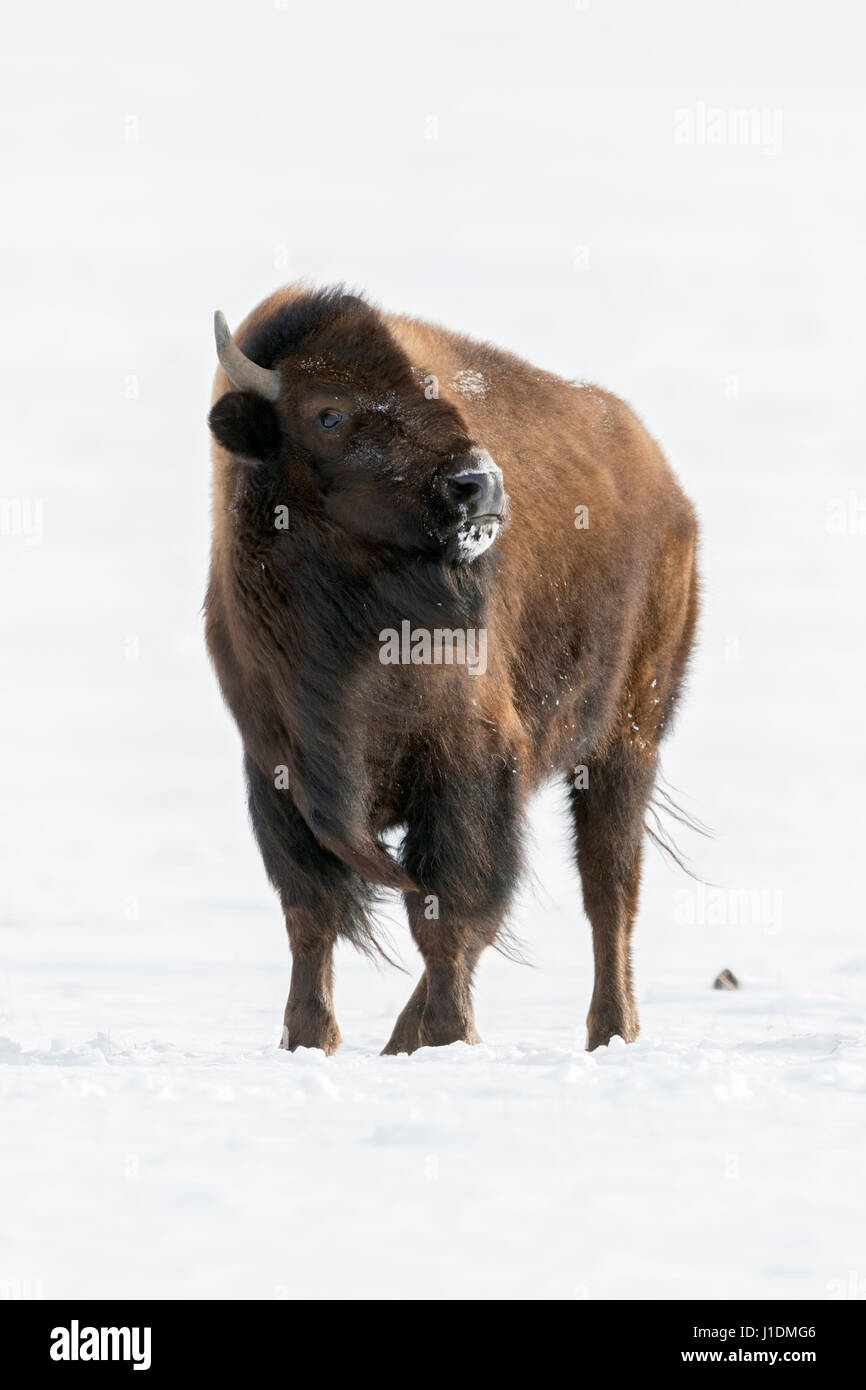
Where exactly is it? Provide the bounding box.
[206,284,699,1054]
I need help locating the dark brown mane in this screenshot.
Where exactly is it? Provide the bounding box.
[241,287,384,374]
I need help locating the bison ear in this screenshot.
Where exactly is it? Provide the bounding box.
[208,391,281,463]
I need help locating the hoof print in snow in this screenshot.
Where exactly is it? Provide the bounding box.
[713,968,739,991]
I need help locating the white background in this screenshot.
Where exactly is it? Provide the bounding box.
[2,0,864,1299]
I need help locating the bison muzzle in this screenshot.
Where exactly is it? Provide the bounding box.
[205,285,699,1055]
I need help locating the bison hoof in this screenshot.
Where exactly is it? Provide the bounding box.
[381,1024,422,1057]
[280,1010,342,1056]
[424,1019,482,1049]
[382,1015,481,1056]
[585,1009,639,1052]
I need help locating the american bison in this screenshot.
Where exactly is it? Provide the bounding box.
[205,285,698,1055]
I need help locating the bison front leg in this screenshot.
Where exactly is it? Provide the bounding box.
[246,755,372,1056]
[382,918,490,1054]
[282,909,342,1055]
[382,910,488,1054]
[570,743,657,1050]
[383,765,522,1054]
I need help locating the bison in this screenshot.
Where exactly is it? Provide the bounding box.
[205,285,698,1055]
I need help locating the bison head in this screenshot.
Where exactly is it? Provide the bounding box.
[208,289,506,564]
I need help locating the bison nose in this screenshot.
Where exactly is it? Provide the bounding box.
[447,466,505,520]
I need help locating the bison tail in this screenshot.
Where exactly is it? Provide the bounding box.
[312,820,417,895]
[645,772,714,883]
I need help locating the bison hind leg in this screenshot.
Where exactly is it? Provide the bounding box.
[568,742,657,1050]
[381,973,428,1055]
[384,763,523,1053]
[381,951,484,1056]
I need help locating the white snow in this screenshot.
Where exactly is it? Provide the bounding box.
[455,520,498,559]
[2,0,865,1302]
[451,369,488,397]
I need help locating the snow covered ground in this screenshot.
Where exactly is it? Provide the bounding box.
[2,0,865,1300]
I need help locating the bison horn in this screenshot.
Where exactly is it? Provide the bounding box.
[213,310,281,402]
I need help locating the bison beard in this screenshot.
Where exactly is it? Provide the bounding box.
[205,284,699,1055]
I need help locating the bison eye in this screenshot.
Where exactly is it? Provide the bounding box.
[318,409,346,430]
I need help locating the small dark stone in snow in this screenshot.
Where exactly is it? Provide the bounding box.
[713,968,739,991]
